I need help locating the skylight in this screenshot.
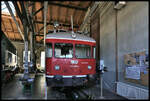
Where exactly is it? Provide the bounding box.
[1,1,16,15]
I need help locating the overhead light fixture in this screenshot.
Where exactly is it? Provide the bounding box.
[114,1,126,10]
[54,21,59,27]
[53,21,59,33]
[71,32,76,38]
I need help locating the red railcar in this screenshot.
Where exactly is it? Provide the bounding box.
[45,31,96,87]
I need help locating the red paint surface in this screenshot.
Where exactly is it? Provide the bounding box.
[46,39,96,76]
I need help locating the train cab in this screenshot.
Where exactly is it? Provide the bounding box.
[45,31,96,87]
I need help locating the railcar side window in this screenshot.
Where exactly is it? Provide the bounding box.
[93,46,96,59]
[46,43,52,58]
[55,43,73,58]
[75,44,91,58]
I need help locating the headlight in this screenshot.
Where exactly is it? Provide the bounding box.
[88,65,92,69]
[55,65,60,70]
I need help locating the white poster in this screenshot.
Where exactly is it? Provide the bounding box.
[100,60,104,70]
[126,66,140,80]
[41,51,45,69]
[23,51,30,62]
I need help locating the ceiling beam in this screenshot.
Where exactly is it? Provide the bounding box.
[34,16,40,34]
[9,19,14,32]
[35,34,44,36]
[3,30,19,33]
[2,21,9,38]
[1,14,20,20]
[33,6,44,16]
[9,19,15,40]
[2,21,7,32]
[12,1,23,22]
[47,2,88,11]
[34,20,79,28]
[36,24,50,35]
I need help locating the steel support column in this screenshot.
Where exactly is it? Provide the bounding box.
[44,1,48,47]
[18,1,30,80]
[23,19,29,79]
[32,2,37,70]
[24,2,34,72]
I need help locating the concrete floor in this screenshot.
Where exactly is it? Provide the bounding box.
[1,73,127,100]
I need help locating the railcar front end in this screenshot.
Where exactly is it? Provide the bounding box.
[45,34,96,87]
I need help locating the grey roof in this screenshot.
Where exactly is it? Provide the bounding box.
[46,32,96,42]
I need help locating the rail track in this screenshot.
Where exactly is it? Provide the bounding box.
[52,84,96,100]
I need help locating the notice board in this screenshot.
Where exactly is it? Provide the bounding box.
[124,51,149,86]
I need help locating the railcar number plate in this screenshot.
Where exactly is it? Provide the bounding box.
[71,60,78,64]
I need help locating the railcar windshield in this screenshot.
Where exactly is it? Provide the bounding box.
[75,44,91,59]
[46,43,52,58]
[55,43,73,58]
